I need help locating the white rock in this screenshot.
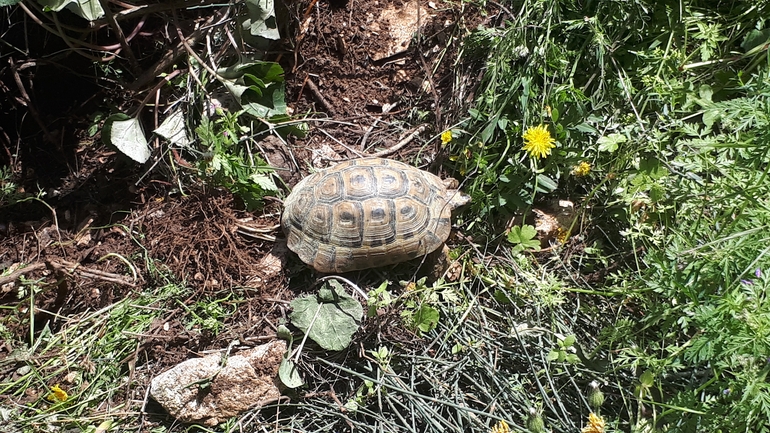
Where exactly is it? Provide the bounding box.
[150,340,286,426]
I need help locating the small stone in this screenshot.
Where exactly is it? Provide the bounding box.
[150,340,286,426]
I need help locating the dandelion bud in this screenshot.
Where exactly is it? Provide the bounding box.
[526,407,545,433]
[588,380,605,410]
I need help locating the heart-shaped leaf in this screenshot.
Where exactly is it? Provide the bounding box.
[289,280,363,351]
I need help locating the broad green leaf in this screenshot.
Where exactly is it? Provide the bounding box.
[575,122,598,134]
[218,61,288,118]
[102,114,151,163]
[741,29,770,52]
[561,334,576,347]
[535,174,558,193]
[698,84,713,103]
[546,350,560,362]
[507,225,541,251]
[289,280,363,351]
[154,110,191,147]
[412,304,439,333]
[639,158,668,180]
[278,358,304,388]
[242,82,287,118]
[241,0,280,41]
[597,133,626,153]
[639,370,655,388]
[38,0,104,21]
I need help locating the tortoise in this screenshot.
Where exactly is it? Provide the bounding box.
[281,157,469,273]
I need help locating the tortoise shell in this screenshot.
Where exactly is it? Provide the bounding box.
[281,157,466,273]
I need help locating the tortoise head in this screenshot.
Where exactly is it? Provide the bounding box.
[441,178,471,210]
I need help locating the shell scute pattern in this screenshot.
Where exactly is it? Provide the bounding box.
[282,158,463,273]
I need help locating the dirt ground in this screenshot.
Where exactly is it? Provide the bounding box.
[0,0,477,420]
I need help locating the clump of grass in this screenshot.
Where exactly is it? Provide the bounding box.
[445,0,770,431]
[0,282,185,432]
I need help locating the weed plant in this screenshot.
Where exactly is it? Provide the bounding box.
[448,0,770,431]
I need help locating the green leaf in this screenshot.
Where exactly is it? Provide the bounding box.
[250,173,278,192]
[561,334,576,348]
[102,114,151,163]
[597,133,627,153]
[565,354,580,364]
[507,225,541,251]
[698,84,713,103]
[480,115,498,143]
[242,82,287,118]
[278,358,304,388]
[218,61,288,118]
[546,350,560,361]
[154,110,191,147]
[240,0,280,42]
[0,0,23,5]
[702,109,721,129]
[550,107,560,122]
[277,324,292,341]
[493,289,511,304]
[535,174,558,193]
[289,280,363,351]
[412,304,439,333]
[741,29,770,52]
[639,370,655,388]
[37,0,104,20]
[649,184,665,202]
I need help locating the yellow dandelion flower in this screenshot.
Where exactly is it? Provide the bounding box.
[441,130,453,145]
[46,384,68,402]
[556,227,569,244]
[572,161,591,177]
[522,124,556,159]
[491,420,510,433]
[581,412,605,433]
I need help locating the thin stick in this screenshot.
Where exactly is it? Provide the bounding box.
[130,7,227,91]
[98,0,140,74]
[305,78,336,115]
[369,125,427,158]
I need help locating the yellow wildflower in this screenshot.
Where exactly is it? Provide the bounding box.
[522,124,556,159]
[581,412,605,433]
[441,130,453,145]
[556,227,569,244]
[491,420,510,433]
[46,384,68,402]
[572,161,591,177]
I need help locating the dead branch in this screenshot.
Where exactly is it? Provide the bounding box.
[304,77,336,116]
[0,260,137,288]
[0,263,47,287]
[368,125,427,158]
